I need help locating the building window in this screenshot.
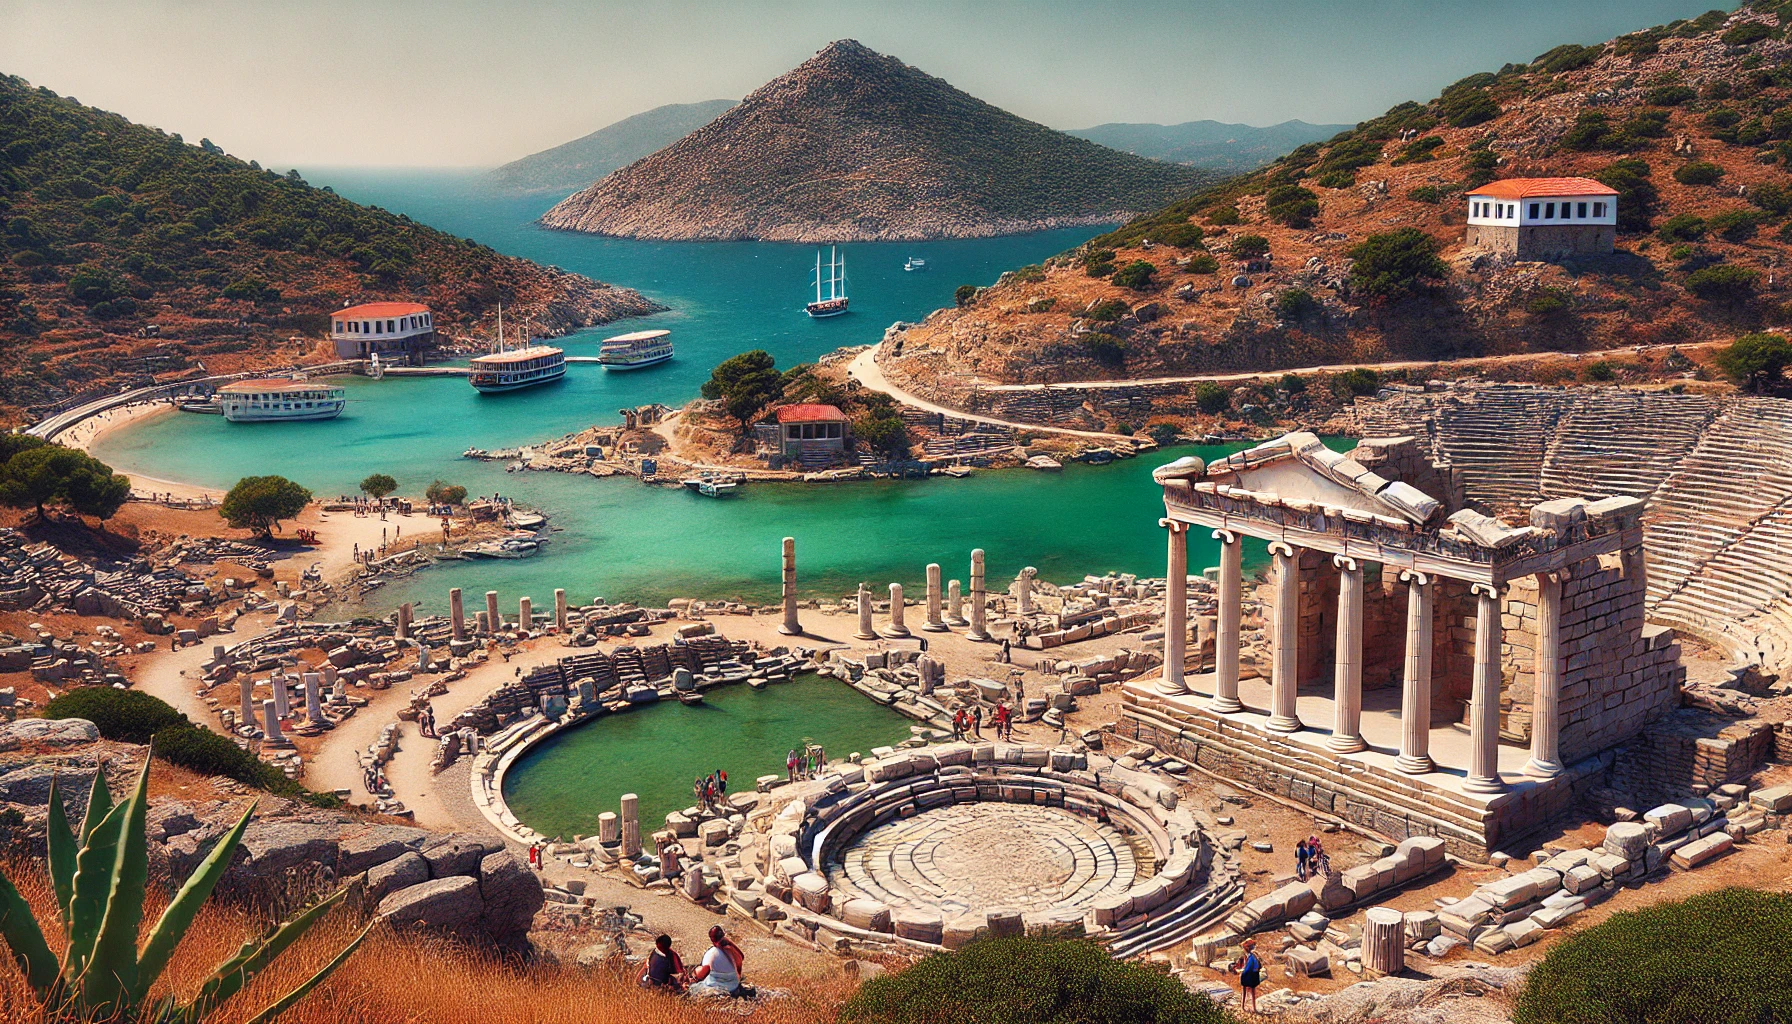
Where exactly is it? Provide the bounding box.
[1577,201,1588,218]
[1594,201,1607,217]
[1529,203,1540,219]
[387,320,395,332]
[1545,202,1556,218]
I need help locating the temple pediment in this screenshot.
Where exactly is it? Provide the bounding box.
[1155,431,1442,525]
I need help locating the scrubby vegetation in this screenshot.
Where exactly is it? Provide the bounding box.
[220,475,312,537]
[44,687,188,744]
[1715,331,1792,390]
[0,434,130,520]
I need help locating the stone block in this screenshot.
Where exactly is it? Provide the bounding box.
[792,872,831,913]
[1644,803,1693,838]
[1286,947,1330,978]
[841,898,892,933]
[1670,833,1734,870]
[1438,897,1494,936]
[1563,864,1603,895]
[985,907,1024,938]
[893,907,944,943]
[366,851,428,903]
[1403,911,1441,941]
[1750,784,1792,812]
[1340,864,1382,899]
[1274,881,1317,920]
[1504,918,1545,947]
[1399,836,1446,870]
[1474,928,1516,955]
[1475,874,1538,911]
[1530,900,1585,929]
[379,875,482,935]
[941,912,988,949]
[1603,821,1649,860]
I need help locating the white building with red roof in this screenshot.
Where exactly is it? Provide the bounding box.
[1464,177,1618,260]
[774,403,851,467]
[329,301,435,360]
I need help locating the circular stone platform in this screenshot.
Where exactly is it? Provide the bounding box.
[830,803,1139,916]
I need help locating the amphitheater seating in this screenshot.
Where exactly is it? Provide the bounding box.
[1539,392,1718,502]
[1435,386,1575,507]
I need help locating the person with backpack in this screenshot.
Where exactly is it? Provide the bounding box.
[1231,938,1262,1013]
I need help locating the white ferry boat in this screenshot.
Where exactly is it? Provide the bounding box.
[216,379,346,423]
[903,257,927,272]
[806,246,849,318]
[598,329,674,371]
[469,304,565,394]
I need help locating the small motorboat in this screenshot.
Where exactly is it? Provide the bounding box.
[177,396,222,414]
[904,257,927,272]
[677,691,705,706]
[463,537,540,559]
[697,479,739,498]
[508,508,547,529]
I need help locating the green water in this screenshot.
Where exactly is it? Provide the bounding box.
[502,673,913,839]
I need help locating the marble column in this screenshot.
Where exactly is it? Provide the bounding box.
[271,672,290,719]
[779,537,801,635]
[885,583,911,637]
[238,674,255,728]
[1395,570,1435,775]
[923,563,947,631]
[485,591,500,634]
[1210,530,1244,714]
[947,580,966,626]
[518,596,532,632]
[304,672,326,727]
[855,582,878,640]
[1017,567,1037,615]
[449,587,465,641]
[1157,519,1191,696]
[1328,555,1367,753]
[1265,542,1301,733]
[968,549,991,641]
[1464,583,1506,793]
[395,602,412,641]
[598,811,620,844]
[261,699,283,743]
[1526,569,1566,778]
[555,589,568,632]
[620,792,642,858]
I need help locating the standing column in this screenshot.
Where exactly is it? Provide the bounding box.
[261,699,284,744]
[1465,583,1506,793]
[855,582,878,640]
[238,674,255,728]
[1395,570,1435,775]
[1157,519,1191,696]
[1265,542,1302,733]
[923,564,947,631]
[554,588,568,632]
[947,580,966,626]
[780,537,801,635]
[271,672,290,719]
[485,591,500,634]
[450,587,466,641]
[1328,555,1367,753]
[968,549,991,641]
[1018,567,1037,615]
[885,583,911,637]
[1210,530,1244,713]
[395,602,412,641]
[620,793,641,858]
[304,672,326,727]
[1527,570,1566,778]
[518,596,532,632]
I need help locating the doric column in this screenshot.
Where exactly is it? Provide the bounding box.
[449,587,465,641]
[1157,519,1192,696]
[885,583,911,637]
[554,588,568,632]
[855,582,877,640]
[780,537,801,635]
[238,674,255,728]
[1395,570,1435,775]
[1464,583,1506,793]
[1527,569,1567,778]
[620,792,641,858]
[395,602,412,641]
[947,580,966,626]
[304,672,326,727]
[261,699,283,743]
[968,549,991,641]
[1018,567,1037,615]
[1210,529,1244,713]
[485,590,500,635]
[1328,555,1367,753]
[1265,541,1302,733]
[518,596,532,632]
[923,563,948,631]
[271,672,290,719]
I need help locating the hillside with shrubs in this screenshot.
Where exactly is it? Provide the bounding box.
[885,2,1792,401]
[0,74,663,423]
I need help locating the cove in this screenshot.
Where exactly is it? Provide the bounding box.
[502,673,914,840]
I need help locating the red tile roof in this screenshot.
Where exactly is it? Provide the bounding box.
[335,302,430,319]
[1466,177,1618,199]
[776,403,849,423]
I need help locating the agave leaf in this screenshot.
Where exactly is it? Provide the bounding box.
[62,800,125,978]
[134,800,257,1002]
[182,885,352,1023]
[80,751,154,1014]
[77,764,113,845]
[0,868,60,997]
[45,775,76,930]
[237,919,373,1024]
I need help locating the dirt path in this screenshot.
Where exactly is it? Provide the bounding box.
[846,347,1133,441]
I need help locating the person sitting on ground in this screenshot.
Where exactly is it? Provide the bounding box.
[638,934,687,993]
[686,925,746,998]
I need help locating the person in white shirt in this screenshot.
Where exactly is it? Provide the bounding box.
[686,925,744,997]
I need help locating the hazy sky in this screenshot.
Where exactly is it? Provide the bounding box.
[1,0,1730,169]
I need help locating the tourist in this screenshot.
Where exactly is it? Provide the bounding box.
[1231,938,1262,1013]
[971,705,983,738]
[694,776,709,813]
[1000,638,1012,664]
[716,768,728,800]
[786,749,799,781]
[1295,838,1310,881]
[686,925,746,998]
[952,709,967,741]
[638,934,686,993]
[812,747,824,774]
[1314,849,1332,879]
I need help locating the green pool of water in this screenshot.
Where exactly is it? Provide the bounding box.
[501,672,913,839]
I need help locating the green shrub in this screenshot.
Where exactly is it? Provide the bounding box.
[1709,209,1760,241]
[1595,159,1658,233]
[1111,260,1158,291]
[1527,287,1574,317]
[44,688,188,744]
[1278,373,1307,395]
[1314,169,1357,189]
[152,724,290,791]
[1275,288,1321,320]
[1391,136,1445,165]
[220,277,266,300]
[1751,182,1792,214]
[1083,248,1116,277]
[954,284,977,307]
[1081,335,1126,369]
[838,937,1230,1024]
[1705,106,1742,130]
[1583,360,1617,381]
[1407,185,1453,204]
[1153,222,1203,248]
[1205,205,1240,226]
[1228,234,1270,258]
[1715,332,1792,391]
[1644,84,1698,106]
[1264,185,1319,227]
[1534,43,1600,74]
[1184,253,1219,274]
[1012,264,1046,283]
[1722,21,1773,47]
[1673,160,1726,185]
[1086,298,1129,322]
[1346,228,1448,302]
[1147,423,1181,446]
[1440,88,1500,128]
[1657,213,1706,241]
[221,474,312,537]
[1331,368,1381,398]
[1515,889,1792,1024]
[1561,111,1615,151]
[1194,383,1231,415]
[425,479,467,505]
[1686,263,1760,301]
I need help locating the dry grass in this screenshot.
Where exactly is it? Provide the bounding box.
[0,857,852,1024]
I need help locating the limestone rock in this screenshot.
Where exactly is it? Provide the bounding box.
[0,717,99,750]
[366,851,428,903]
[379,875,483,934]
[339,824,432,875]
[421,836,489,878]
[478,851,544,944]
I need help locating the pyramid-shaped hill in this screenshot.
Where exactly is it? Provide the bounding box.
[539,40,1219,242]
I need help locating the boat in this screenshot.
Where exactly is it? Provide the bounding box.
[216,378,346,423]
[903,257,927,272]
[806,246,849,318]
[677,691,705,706]
[469,304,565,394]
[462,537,540,559]
[177,396,222,415]
[507,508,547,530]
[1026,455,1063,472]
[597,329,674,370]
[697,479,739,498]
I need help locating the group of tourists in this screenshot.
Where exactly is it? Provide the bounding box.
[637,926,750,999]
[415,702,438,738]
[951,699,1019,741]
[361,762,388,795]
[694,769,730,813]
[1295,835,1332,881]
[785,745,825,781]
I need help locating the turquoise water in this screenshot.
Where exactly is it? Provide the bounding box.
[503,673,914,839]
[90,171,1263,611]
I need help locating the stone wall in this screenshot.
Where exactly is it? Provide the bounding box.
[1609,712,1777,801]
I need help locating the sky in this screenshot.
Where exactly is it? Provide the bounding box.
[0,0,1734,169]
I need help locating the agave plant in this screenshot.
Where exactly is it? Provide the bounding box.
[0,749,371,1022]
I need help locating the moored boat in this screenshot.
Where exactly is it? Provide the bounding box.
[216,379,346,423]
[806,246,849,318]
[598,329,674,370]
[469,303,565,394]
[903,257,927,272]
[697,479,739,498]
[462,536,541,559]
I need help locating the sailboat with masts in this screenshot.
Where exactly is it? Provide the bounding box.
[806,246,849,318]
[468,302,566,394]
